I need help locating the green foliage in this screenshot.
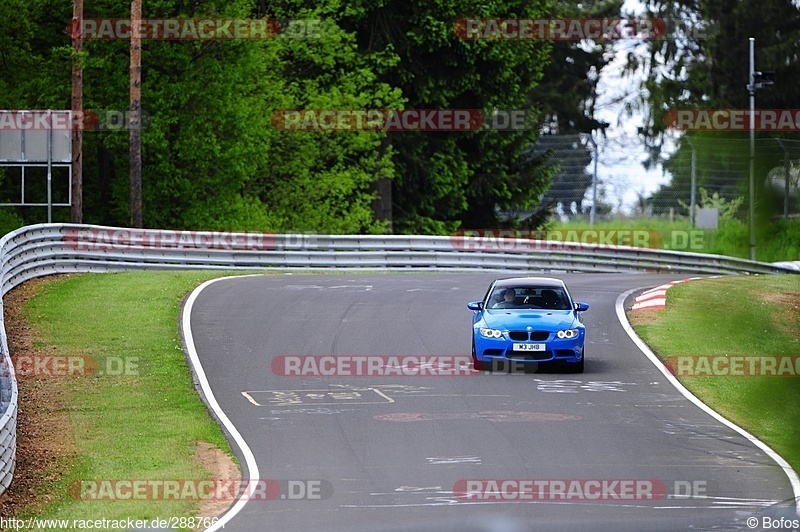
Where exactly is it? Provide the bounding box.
[631,0,800,151]
[755,219,800,262]
[0,208,26,238]
[678,187,744,219]
[1,0,616,234]
[338,0,557,233]
[627,0,800,213]
[530,0,620,134]
[552,217,800,261]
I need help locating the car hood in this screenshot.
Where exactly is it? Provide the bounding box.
[482,309,576,331]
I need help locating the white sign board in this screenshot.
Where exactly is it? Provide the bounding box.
[696,207,719,230]
[0,111,72,163]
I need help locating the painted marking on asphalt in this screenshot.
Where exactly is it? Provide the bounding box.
[259,407,353,418]
[326,383,507,399]
[241,391,260,406]
[394,486,444,492]
[282,284,373,291]
[374,411,581,422]
[660,419,738,441]
[533,379,637,393]
[330,384,433,394]
[241,387,395,407]
[426,456,482,465]
[182,274,264,532]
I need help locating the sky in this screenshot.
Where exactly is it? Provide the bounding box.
[585,1,680,215]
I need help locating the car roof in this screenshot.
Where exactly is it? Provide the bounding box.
[493,277,565,289]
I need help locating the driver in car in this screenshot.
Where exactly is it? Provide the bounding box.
[493,288,517,308]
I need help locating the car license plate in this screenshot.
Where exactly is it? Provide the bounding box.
[513,343,545,352]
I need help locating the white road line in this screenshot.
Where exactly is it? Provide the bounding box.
[616,287,800,517]
[371,388,396,403]
[181,275,262,532]
[241,391,261,406]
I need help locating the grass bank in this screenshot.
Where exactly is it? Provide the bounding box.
[7,271,248,529]
[552,218,800,262]
[630,274,800,474]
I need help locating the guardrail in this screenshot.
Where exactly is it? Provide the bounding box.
[0,223,796,496]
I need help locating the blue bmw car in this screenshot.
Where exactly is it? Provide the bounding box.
[468,277,589,372]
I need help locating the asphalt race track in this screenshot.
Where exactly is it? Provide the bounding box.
[185,273,797,531]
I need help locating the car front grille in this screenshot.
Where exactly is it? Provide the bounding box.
[509,331,550,341]
[508,351,551,361]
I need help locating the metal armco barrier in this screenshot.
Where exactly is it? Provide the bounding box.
[0,223,796,496]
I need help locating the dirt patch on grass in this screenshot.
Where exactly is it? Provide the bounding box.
[628,308,663,326]
[0,275,242,524]
[0,276,76,516]
[761,290,800,342]
[193,441,241,528]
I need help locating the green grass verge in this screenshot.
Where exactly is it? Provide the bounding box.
[14,270,252,528]
[631,274,800,476]
[552,218,800,262]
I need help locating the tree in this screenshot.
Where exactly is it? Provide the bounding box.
[627,0,800,215]
[337,0,556,233]
[0,0,402,233]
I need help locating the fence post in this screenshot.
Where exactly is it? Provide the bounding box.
[691,147,697,227]
[589,134,598,226]
[785,151,790,220]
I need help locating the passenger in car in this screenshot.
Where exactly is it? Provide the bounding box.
[541,289,561,309]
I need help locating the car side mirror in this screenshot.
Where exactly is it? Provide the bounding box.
[467,301,484,311]
[575,302,589,312]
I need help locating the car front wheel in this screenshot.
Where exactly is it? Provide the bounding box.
[565,347,585,374]
[472,339,486,371]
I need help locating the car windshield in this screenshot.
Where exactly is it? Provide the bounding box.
[487,286,571,310]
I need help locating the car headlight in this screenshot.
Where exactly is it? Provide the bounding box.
[479,328,503,339]
[556,329,580,339]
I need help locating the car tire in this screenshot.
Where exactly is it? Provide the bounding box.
[472,339,486,371]
[565,348,585,374]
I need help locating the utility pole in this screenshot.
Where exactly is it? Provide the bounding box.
[129,0,143,228]
[746,38,775,261]
[748,38,756,261]
[588,134,598,226]
[71,0,83,223]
